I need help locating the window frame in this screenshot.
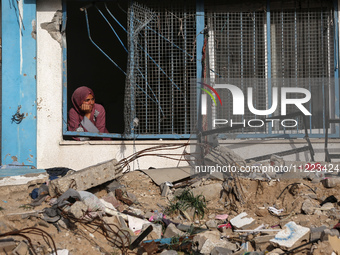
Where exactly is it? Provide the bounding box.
[62,0,340,140]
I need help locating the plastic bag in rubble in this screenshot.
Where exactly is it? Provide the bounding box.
[78,191,106,219]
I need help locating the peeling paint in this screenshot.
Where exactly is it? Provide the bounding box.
[11,156,18,162]
[41,10,63,47]
[31,19,37,40]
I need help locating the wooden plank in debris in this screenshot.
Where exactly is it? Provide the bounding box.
[49,159,119,197]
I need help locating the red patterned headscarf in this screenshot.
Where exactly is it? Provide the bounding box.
[71,86,94,114]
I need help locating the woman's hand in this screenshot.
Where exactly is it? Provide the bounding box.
[81,103,93,113]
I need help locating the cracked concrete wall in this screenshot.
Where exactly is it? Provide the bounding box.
[35,0,340,171]
[40,10,62,46]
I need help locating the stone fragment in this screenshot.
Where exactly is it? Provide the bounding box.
[230,212,255,229]
[301,199,317,215]
[255,208,269,217]
[0,240,16,253]
[160,250,178,255]
[211,247,233,255]
[127,192,138,203]
[12,241,29,255]
[160,182,171,197]
[141,223,162,240]
[320,229,340,241]
[193,231,237,254]
[253,234,276,250]
[206,220,218,229]
[200,239,236,254]
[270,221,310,249]
[322,178,340,188]
[321,202,334,210]
[163,223,186,238]
[192,183,223,201]
[310,226,327,241]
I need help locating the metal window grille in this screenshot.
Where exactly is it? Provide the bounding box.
[205,0,337,137]
[125,1,197,137]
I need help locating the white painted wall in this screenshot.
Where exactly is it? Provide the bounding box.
[36,0,340,171]
[36,0,189,170]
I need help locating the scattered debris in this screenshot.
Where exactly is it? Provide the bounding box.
[270,221,310,249]
[1,149,340,254]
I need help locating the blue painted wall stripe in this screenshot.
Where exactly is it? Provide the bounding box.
[2,0,37,167]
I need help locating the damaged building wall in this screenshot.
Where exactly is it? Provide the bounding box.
[35,0,340,171]
[36,0,190,170]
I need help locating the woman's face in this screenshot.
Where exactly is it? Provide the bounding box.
[81,94,95,113]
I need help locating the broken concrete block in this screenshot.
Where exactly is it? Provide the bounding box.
[200,239,218,254]
[210,246,233,255]
[0,239,16,253]
[199,238,237,255]
[193,231,221,250]
[49,158,119,197]
[160,182,172,197]
[206,220,218,229]
[141,223,162,240]
[310,226,328,241]
[321,229,340,241]
[253,234,276,250]
[322,178,340,188]
[12,241,29,255]
[328,210,340,220]
[193,230,237,254]
[230,212,255,229]
[163,223,186,238]
[255,207,269,217]
[192,183,223,201]
[270,221,310,249]
[321,202,334,210]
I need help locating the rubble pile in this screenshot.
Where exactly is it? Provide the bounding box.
[0,155,340,254]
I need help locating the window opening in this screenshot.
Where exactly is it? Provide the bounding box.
[63,0,197,139]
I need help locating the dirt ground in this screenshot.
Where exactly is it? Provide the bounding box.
[0,170,339,254]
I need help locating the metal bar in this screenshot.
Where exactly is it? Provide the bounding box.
[171,6,174,134]
[196,0,204,134]
[145,18,148,133]
[333,0,340,137]
[267,0,272,134]
[184,6,188,134]
[129,0,135,136]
